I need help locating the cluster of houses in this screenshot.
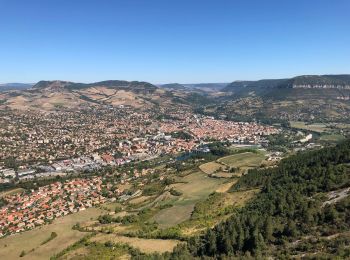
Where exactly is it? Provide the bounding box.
[0,177,115,237]
[1,114,280,184]
[160,115,279,143]
[0,107,279,170]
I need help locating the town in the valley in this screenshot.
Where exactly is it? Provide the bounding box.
[0,107,278,182]
[0,105,285,237]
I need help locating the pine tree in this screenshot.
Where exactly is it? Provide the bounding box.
[264,216,274,242]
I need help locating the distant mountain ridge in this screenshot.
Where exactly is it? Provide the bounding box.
[159,83,187,90]
[1,75,349,122]
[0,79,172,111]
[33,80,158,93]
[215,74,350,123]
[182,83,228,90]
[223,74,350,91]
[160,82,228,92]
[0,83,33,91]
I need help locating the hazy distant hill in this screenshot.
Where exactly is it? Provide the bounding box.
[221,74,350,102]
[160,82,228,92]
[2,76,349,122]
[183,83,228,91]
[159,83,228,94]
[223,74,350,92]
[0,83,33,91]
[159,83,187,90]
[223,79,288,90]
[214,75,350,122]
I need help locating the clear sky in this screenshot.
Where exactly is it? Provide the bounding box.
[0,0,349,84]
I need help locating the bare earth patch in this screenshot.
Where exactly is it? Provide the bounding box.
[129,195,153,205]
[227,189,260,207]
[322,187,350,207]
[216,180,237,193]
[199,161,223,174]
[91,233,181,253]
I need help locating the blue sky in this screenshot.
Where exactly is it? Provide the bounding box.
[0,0,349,84]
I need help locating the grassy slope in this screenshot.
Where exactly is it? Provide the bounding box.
[0,208,106,260]
[217,152,265,168]
[90,233,181,254]
[152,172,225,228]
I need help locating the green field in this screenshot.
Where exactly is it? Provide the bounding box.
[149,153,265,232]
[152,172,226,228]
[320,134,346,142]
[0,208,106,260]
[290,121,329,133]
[291,121,350,134]
[199,161,223,174]
[217,152,265,168]
[166,187,260,237]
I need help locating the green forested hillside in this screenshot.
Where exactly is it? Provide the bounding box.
[183,139,350,258]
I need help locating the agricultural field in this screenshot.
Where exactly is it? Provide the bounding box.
[80,172,227,236]
[199,161,223,174]
[217,152,265,169]
[152,172,226,228]
[199,149,266,178]
[290,121,350,135]
[150,154,264,230]
[319,134,346,142]
[290,121,329,133]
[0,207,106,260]
[128,195,153,205]
[171,187,260,237]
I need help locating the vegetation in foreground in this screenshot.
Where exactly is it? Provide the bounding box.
[186,139,350,258]
[66,140,350,259]
[4,140,350,259]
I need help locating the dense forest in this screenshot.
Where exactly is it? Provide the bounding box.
[143,139,350,259]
